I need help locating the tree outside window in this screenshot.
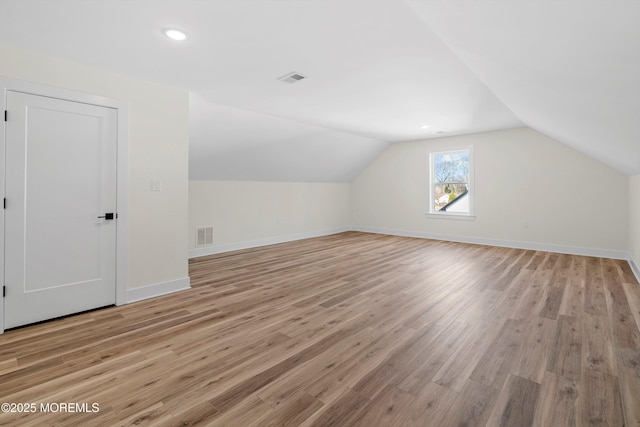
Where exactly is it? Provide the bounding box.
[429,148,473,216]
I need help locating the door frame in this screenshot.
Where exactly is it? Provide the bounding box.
[0,77,129,334]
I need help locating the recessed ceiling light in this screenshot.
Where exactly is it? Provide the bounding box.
[420,125,431,129]
[162,28,189,41]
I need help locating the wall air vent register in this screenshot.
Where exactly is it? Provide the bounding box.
[196,227,213,247]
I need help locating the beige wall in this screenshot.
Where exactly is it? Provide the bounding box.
[630,175,640,275]
[2,44,632,287]
[352,127,628,255]
[0,44,190,289]
[189,180,350,256]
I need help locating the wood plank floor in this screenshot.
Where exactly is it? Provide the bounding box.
[1,231,639,426]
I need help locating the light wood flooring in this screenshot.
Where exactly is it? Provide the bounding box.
[1,231,639,426]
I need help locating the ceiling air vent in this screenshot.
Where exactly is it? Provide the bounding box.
[277,72,307,84]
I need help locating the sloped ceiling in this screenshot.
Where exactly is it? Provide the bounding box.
[406,0,640,176]
[0,0,638,181]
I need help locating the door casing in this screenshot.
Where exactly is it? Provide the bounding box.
[0,77,129,334]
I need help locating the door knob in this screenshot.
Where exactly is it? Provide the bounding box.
[98,213,115,220]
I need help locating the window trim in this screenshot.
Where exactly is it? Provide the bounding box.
[426,146,475,220]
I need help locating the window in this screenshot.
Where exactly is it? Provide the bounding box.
[428,147,474,218]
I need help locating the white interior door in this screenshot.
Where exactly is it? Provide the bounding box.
[3,91,117,329]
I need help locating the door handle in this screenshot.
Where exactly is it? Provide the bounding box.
[98,213,115,220]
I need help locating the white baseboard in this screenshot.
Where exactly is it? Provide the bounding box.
[629,255,640,284]
[351,226,629,260]
[126,276,191,304]
[188,227,351,259]
[186,224,638,283]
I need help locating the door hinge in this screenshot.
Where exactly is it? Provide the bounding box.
[3,198,5,209]
[2,286,5,298]
[4,110,6,122]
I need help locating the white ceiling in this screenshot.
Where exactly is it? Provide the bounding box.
[1,0,638,181]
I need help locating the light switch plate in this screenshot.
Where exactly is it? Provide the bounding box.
[151,178,162,192]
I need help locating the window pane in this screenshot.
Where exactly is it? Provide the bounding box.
[433,150,470,213]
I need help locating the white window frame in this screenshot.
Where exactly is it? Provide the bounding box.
[426,146,475,220]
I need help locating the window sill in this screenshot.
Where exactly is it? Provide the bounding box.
[425,213,476,221]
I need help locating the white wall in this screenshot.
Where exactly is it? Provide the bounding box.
[0,44,190,291]
[189,181,351,257]
[630,175,640,278]
[352,127,629,257]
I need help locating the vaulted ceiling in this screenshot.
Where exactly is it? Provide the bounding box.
[1,0,638,181]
